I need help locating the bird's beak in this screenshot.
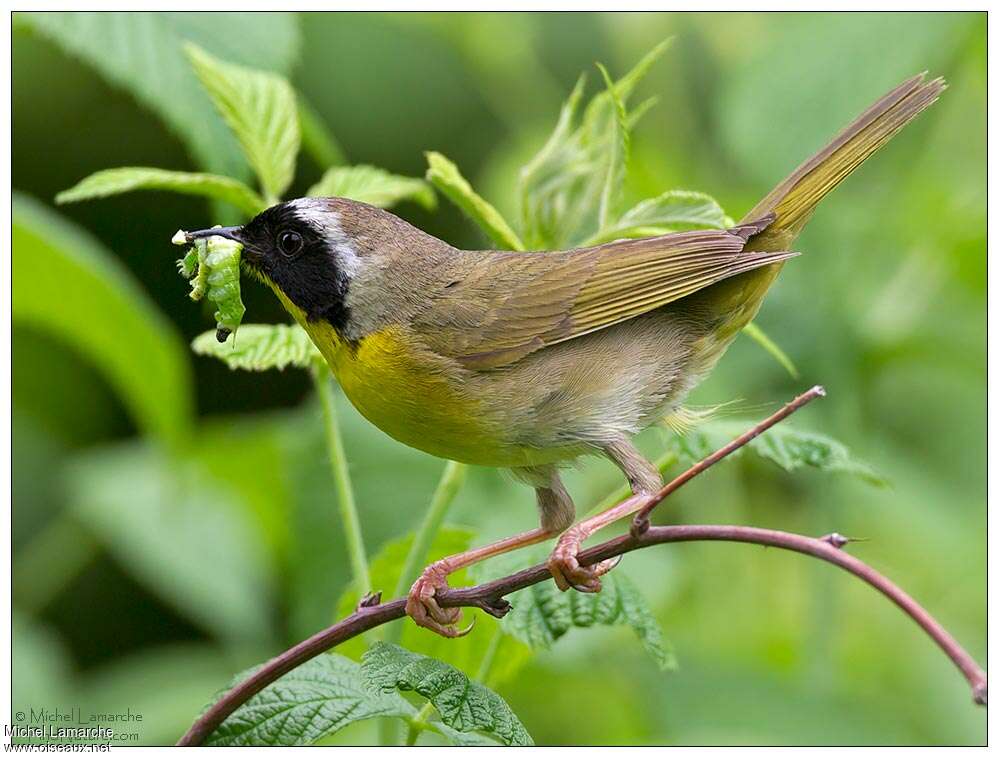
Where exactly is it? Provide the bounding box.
[184,226,243,244]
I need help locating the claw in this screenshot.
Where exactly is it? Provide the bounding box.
[452,615,476,638]
[569,577,602,593]
[547,529,621,594]
[594,554,622,574]
[406,561,472,639]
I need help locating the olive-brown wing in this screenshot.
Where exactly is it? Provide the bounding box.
[418,218,796,370]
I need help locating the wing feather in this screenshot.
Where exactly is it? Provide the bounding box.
[418,215,795,370]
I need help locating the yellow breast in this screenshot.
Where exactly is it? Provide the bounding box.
[272,288,584,468]
[291,318,489,465]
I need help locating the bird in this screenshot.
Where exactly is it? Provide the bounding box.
[185,73,944,637]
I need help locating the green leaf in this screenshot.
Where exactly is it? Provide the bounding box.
[16,12,299,181]
[586,190,731,244]
[308,165,436,210]
[205,654,416,746]
[485,558,675,670]
[297,95,347,168]
[186,43,299,201]
[56,167,266,216]
[667,419,888,487]
[596,63,630,232]
[363,642,533,746]
[12,193,192,448]
[615,573,676,670]
[741,322,800,379]
[66,442,275,643]
[425,151,525,250]
[517,41,670,249]
[592,38,672,109]
[192,323,321,371]
[517,75,587,248]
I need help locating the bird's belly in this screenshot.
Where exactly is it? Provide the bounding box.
[302,307,722,469]
[310,322,582,467]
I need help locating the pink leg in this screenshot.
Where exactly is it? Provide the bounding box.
[547,493,650,592]
[407,526,555,637]
[549,438,662,592]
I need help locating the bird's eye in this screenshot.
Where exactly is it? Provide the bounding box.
[277,230,303,258]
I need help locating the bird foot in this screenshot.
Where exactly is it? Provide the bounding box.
[405,560,474,638]
[547,526,621,593]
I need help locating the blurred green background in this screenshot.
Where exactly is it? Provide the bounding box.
[12,11,985,746]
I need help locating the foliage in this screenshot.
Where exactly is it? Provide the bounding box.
[204,655,415,746]
[516,573,672,668]
[14,12,300,180]
[192,323,322,371]
[363,642,533,746]
[185,44,300,203]
[477,554,676,670]
[66,443,274,643]
[666,419,887,487]
[425,151,525,250]
[56,168,266,216]
[308,165,436,211]
[54,38,432,232]
[12,193,192,448]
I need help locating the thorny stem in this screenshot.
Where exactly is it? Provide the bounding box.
[177,386,986,746]
[177,524,987,746]
[314,369,370,595]
[630,385,826,534]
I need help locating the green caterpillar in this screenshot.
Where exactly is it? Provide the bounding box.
[174,230,245,343]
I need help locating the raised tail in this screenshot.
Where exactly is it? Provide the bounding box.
[701,73,944,342]
[744,72,946,250]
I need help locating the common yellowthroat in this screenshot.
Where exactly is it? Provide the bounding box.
[187,73,943,636]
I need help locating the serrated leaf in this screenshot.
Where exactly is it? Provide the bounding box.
[192,323,321,371]
[308,165,435,210]
[362,643,533,746]
[431,722,503,746]
[517,74,586,247]
[741,322,800,378]
[590,39,672,112]
[615,574,677,670]
[586,190,731,244]
[205,654,415,746]
[12,193,192,448]
[425,151,525,250]
[57,167,266,216]
[16,12,299,182]
[667,419,888,487]
[186,43,299,200]
[485,556,674,670]
[518,41,670,249]
[596,62,629,233]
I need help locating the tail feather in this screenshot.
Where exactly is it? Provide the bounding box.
[743,73,946,244]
